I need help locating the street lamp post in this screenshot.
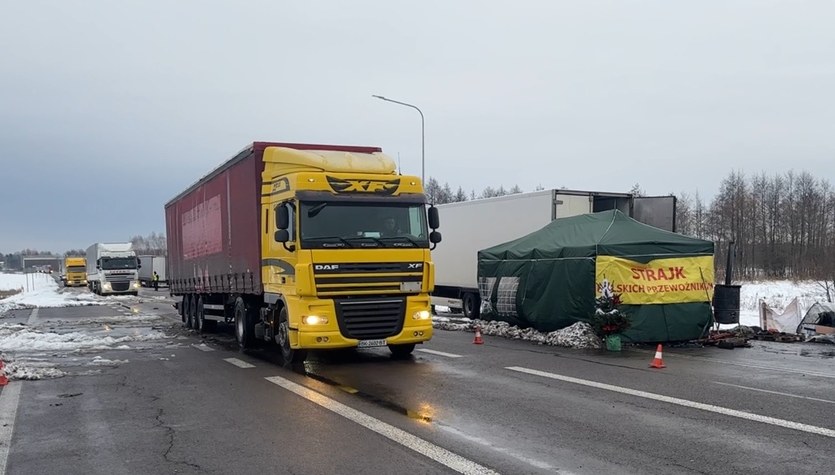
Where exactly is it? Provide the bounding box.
[372,95,425,184]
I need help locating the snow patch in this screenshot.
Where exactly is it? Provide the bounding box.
[4,360,66,380]
[433,319,602,349]
[0,275,105,314]
[0,323,169,352]
[88,356,129,366]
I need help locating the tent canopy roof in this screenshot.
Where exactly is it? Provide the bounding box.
[479,209,714,260]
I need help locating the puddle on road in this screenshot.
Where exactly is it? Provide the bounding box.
[298,368,434,423]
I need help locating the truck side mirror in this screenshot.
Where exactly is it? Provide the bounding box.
[428,206,440,229]
[430,231,441,250]
[276,206,289,229]
[274,229,296,252]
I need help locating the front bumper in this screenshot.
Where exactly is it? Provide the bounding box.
[288,295,433,350]
[295,324,433,349]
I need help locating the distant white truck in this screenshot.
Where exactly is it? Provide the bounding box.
[86,242,141,296]
[430,189,677,319]
[137,255,167,288]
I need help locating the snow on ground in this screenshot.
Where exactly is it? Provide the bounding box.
[738,280,831,327]
[0,273,104,314]
[0,323,168,352]
[0,272,29,291]
[4,360,66,380]
[432,280,832,345]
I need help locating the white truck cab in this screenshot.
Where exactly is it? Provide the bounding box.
[86,242,142,295]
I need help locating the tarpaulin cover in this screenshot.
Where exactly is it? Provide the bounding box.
[477,210,715,342]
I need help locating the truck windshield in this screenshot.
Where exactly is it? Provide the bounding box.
[101,257,138,270]
[299,202,430,249]
[67,266,85,273]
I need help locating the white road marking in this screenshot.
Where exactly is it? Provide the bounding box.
[506,366,835,439]
[438,424,556,472]
[714,381,835,405]
[0,382,23,475]
[192,343,215,352]
[26,308,39,326]
[416,349,463,358]
[265,375,499,475]
[224,358,255,368]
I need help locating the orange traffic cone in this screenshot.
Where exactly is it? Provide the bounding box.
[0,360,9,386]
[473,326,484,345]
[649,344,666,368]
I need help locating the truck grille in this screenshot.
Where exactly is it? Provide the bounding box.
[335,298,405,340]
[313,262,424,296]
[111,282,130,292]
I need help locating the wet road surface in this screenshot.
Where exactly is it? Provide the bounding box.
[1,287,834,474]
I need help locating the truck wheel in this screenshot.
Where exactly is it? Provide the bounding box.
[185,295,194,328]
[180,295,189,324]
[277,307,306,365]
[193,295,204,332]
[462,292,480,320]
[388,343,416,359]
[234,297,254,350]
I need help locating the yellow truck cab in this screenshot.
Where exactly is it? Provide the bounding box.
[166,142,442,364]
[64,256,87,287]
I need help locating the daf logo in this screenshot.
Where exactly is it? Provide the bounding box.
[315,264,339,271]
[407,263,423,269]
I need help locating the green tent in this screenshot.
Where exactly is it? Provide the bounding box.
[477,210,715,342]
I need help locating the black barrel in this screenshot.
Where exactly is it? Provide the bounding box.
[713,284,741,324]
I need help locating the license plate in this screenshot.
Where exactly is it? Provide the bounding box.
[357,339,387,348]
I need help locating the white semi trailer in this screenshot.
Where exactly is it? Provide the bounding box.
[430,189,676,319]
[138,255,167,287]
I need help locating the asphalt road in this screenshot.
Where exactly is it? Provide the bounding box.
[2,287,834,474]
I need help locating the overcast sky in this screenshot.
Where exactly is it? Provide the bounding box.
[2,0,834,253]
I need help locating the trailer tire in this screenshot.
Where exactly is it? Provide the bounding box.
[180,295,189,324]
[388,343,415,359]
[186,295,195,329]
[277,307,306,365]
[194,295,204,332]
[462,292,480,320]
[234,297,254,350]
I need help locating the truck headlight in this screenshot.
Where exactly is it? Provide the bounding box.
[103,282,112,290]
[412,310,431,320]
[302,315,328,325]
[133,281,141,289]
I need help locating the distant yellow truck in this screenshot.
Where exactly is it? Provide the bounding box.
[64,257,87,287]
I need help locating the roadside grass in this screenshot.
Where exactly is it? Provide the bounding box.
[0,288,22,299]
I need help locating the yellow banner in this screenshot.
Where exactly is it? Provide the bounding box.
[595,255,714,304]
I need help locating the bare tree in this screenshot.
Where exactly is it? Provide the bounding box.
[131,233,167,255]
[675,192,694,236]
[629,183,645,197]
